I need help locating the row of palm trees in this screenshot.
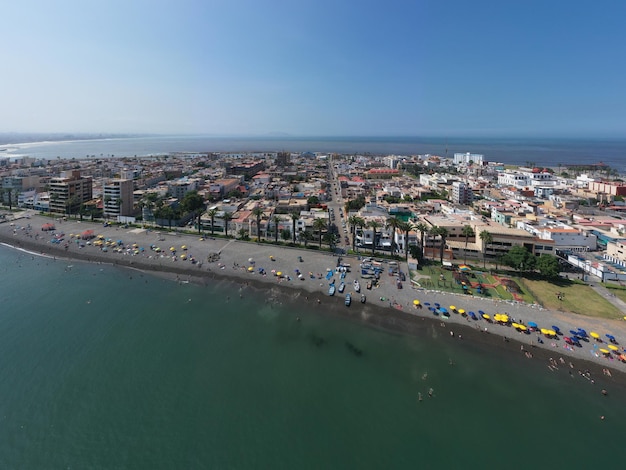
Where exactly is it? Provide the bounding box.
[346,215,495,266]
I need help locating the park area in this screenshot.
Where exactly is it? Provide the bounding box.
[412,261,623,319]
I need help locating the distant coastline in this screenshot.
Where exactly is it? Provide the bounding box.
[2,134,626,172]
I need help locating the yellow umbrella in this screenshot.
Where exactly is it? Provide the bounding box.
[247,266,254,272]
[276,271,282,276]
[499,315,509,323]
[599,349,610,355]
[170,246,176,251]
[413,300,420,305]
[181,245,187,250]
[518,325,527,331]
[547,330,557,336]
[458,309,465,315]
[180,254,187,260]
[482,313,490,320]
[540,328,551,335]
[608,344,619,351]
[512,322,520,329]
[590,332,600,339]
[449,306,456,311]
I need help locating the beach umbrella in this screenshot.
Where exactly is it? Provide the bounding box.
[413,300,420,305]
[482,313,490,320]
[180,254,187,260]
[458,309,465,315]
[170,246,176,251]
[528,321,538,328]
[478,310,485,315]
[277,272,282,277]
[552,326,561,333]
[606,334,616,341]
[440,307,448,314]
[449,305,456,311]
[182,245,187,250]
[247,266,254,272]
[518,325,527,331]
[547,330,557,337]
[499,314,509,323]
[590,332,600,340]
[540,328,551,335]
[569,330,580,337]
[608,344,619,351]
[577,328,588,337]
[599,348,610,355]
[424,302,431,306]
[512,322,520,329]
[434,303,440,308]
[458,265,471,271]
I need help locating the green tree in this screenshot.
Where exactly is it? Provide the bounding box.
[181,190,205,234]
[221,211,233,237]
[535,254,561,278]
[238,228,249,240]
[367,220,382,256]
[272,215,282,244]
[290,212,299,243]
[501,246,535,272]
[414,222,430,260]
[307,195,320,206]
[398,221,413,261]
[461,224,475,264]
[479,230,493,269]
[386,216,401,255]
[431,226,449,263]
[206,208,218,236]
[313,217,327,248]
[252,206,264,242]
[281,229,291,242]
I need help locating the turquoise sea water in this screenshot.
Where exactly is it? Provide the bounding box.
[1,246,625,468]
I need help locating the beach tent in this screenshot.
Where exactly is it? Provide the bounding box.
[42,223,55,231]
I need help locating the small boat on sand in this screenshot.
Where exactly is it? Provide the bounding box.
[360,294,366,304]
[345,293,352,306]
[328,284,336,296]
[354,280,360,293]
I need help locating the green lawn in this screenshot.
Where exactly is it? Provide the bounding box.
[521,278,622,319]
[605,283,626,305]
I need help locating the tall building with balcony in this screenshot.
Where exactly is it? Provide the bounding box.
[451,181,474,205]
[103,179,134,219]
[49,171,93,214]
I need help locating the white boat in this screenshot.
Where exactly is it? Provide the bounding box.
[328,284,336,296]
[345,293,351,306]
[353,280,360,293]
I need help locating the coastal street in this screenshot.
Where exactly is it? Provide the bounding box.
[3,212,626,375]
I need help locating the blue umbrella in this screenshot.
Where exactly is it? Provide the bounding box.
[577,329,588,337]
[606,334,615,340]
[435,303,440,308]
[569,330,580,337]
[552,326,561,333]
[528,321,538,328]
[439,307,448,314]
[424,302,431,306]
[469,311,478,320]
[478,310,485,315]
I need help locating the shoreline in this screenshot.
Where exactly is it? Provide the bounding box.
[2,214,626,386]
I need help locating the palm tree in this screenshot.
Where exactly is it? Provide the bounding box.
[386,216,401,255]
[221,211,233,237]
[237,228,248,240]
[461,224,475,264]
[398,221,413,261]
[312,217,327,248]
[437,227,449,263]
[299,229,313,247]
[347,215,364,252]
[414,222,430,260]
[251,206,264,243]
[206,208,218,236]
[290,212,299,243]
[272,215,282,244]
[367,220,382,256]
[479,230,493,269]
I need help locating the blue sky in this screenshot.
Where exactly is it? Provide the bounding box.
[1,0,625,137]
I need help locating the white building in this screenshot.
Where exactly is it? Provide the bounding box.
[103,179,134,219]
[454,152,484,165]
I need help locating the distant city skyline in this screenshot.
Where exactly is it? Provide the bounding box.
[2,0,625,138]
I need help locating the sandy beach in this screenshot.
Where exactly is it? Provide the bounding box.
[3,213,626,385]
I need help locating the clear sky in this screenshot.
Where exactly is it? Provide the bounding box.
[2,0,625,137]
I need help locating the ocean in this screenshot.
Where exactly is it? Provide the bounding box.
[1,245,624,468]
[1,135,626,173]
